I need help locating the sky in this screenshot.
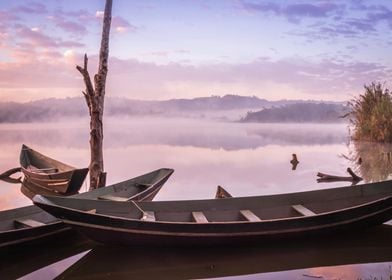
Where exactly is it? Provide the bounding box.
[0,0,391,102]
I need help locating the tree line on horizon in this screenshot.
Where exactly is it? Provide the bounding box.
[0,97,348,124]
[240,103,349,123]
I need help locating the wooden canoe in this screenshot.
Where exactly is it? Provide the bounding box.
[0,168,174,248]
[20,144,89,194]
[33,180,392,246]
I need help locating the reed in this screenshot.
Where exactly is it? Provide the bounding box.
[349,82,392,142]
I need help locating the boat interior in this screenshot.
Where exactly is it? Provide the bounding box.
[0,206,57,232]
[37,181,392,224]
[76,168,173,201]
[20,145,73,173]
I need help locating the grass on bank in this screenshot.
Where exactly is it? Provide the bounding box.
[349,82,392,142]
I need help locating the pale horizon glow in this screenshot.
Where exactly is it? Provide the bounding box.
[0,0,391,102]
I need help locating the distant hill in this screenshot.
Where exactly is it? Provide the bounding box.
[241,103,349,123]
[0,95,346,123]
[0,98,88,123]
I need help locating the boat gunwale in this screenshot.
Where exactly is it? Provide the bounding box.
[63,205,392,237]
[123,169,174,200]
[33,194,392,226]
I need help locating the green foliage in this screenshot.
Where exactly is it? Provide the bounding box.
[349,82,392,142]
[241,103,348,123]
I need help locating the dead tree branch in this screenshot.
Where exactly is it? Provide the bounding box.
[317,167,363,184]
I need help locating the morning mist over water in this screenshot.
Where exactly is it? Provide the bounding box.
[2,116,392,280]
[0,116,362,210]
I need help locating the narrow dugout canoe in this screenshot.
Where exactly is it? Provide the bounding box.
[0,168,174,248]
[20,144,89,194]
[33,180,392,246]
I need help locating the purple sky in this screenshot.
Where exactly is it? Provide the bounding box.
[0,0,391,102]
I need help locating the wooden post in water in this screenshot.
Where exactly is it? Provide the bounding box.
[76,0,112,189]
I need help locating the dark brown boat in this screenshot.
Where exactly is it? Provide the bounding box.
[0,168,174,248]
[33,180,392,246]
[20,144,89,194]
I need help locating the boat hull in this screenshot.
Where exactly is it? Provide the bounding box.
[33,183,392,246]
[67,202,391,246]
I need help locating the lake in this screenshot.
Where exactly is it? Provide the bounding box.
[1,117,392,279]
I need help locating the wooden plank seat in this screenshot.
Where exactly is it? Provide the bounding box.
[292,204,316,216]
[27,166,58,174]
[47,181,69,187]
[14,219,45,228]
[240,210,261,222]
[192,211,209,223]
[27,177,69,183]
[142,211,156,221]
[128,202,155,221]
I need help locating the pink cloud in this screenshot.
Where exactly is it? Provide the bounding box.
[0,10,20,32]
[17,26,57,47]
[52,17,88,36]
[0,10,20,22]
[240,1,392,41]
[95,11,137,33]
[0,59,79,89]
[103,56,392,101]
[145,51,169,57]
[174,49,191,54]
[240,1,342,20]
[60,41,84,48]
[142,49,191,58]
[11,1,47,14]
[14,25,84,49]
[56,9,94,20]
[112,16,138,33]
[50,9,97,35]
[0,54,391,102]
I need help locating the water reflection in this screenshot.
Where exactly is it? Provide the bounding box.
[8,225,391,280]
[0,232,91,280]
[0,119,391,279]
[346,141,392,182]
[0,119,350,205]
[0,118,348,150]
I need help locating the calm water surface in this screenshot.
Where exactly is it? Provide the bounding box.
[0,117,391,279]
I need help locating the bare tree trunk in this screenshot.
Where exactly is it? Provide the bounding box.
[76,0,112,189]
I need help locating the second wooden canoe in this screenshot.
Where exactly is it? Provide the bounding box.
[0,168,174,248]
[20,144,89,194]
